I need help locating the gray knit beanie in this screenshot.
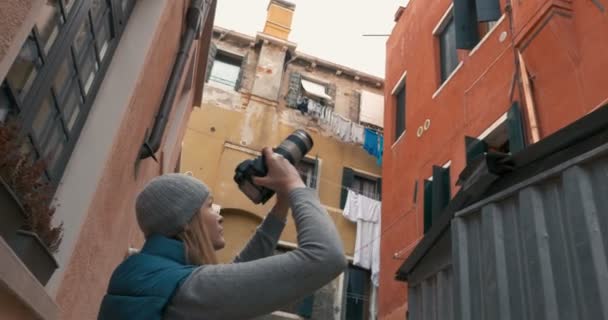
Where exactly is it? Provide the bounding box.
[136,173,210,237]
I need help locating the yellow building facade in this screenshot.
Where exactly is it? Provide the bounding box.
[181,1,385,318]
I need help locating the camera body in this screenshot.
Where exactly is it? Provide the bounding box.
[234,130,314,204]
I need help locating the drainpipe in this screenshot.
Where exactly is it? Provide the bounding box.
[518,51,540,143]
[139,0,205,160]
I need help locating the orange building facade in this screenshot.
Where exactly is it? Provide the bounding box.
[380,0,608,318]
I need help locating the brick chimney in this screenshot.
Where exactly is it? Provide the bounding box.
[263,0,296,41]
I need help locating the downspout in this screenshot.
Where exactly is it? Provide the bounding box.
[139,0,205,160]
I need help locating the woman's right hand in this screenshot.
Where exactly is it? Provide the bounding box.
[253,147,306,196]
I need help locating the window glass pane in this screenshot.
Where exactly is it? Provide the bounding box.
[439,17,458,82]
[78,48,99,95]
[209,60,241,88]
[73,16,93,59]
[61,0,75,15]
[52,57,76,98]
[32,95,56,142]
[6,36,42,98]
[395,86,406,138]
[353,175,379,200]
[121,0,130,13]
[43,120,66,174]
[296,161,315,188]
[35,1,63,53]
[91,0,108,25]
[60,84,82,132]
[95,13,112,61]
[0,85,12,121]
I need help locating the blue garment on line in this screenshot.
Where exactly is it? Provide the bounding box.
[363,128,383,166]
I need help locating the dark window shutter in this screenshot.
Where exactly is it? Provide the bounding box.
[340,167,355,209]
[286,72,301,108]
[424,179,433,233]
[234,53,248,91]
[454,0,480,49]
[205,42,217,82]
[431,166,451,221]
[476,0,501,22]
[376,177,382,201]
[507,101,526,154]
[345,267,367,320]
[297,295,315,318]
[465,136,488,165]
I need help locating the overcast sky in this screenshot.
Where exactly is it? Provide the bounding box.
[214,0,404,78]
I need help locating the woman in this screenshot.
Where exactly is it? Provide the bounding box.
[98,148,347,320]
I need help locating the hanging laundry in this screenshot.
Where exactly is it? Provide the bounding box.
[307,100,323,119]
[332,114,351,142]
[296,96,309,115]
[343,190,382,287]
[351,123,365,144]
[364,128,383,165]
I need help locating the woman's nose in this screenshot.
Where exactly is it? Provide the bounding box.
[218,216,224,224]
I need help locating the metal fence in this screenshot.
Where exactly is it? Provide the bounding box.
[452,145,608,320]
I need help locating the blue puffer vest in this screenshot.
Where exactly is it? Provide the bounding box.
[98,235,197,320]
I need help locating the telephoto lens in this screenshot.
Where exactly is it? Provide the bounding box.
[234,130,314,204]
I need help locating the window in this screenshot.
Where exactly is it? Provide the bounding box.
[423,164,451,233]
[464,102,526,165]
[394,83,406,141]
[1,0,136,184]
[438,14,459,83]
[344,265,373,320]
[341,167,381,209]
[478,19,499,39]
[296,158,319,189]
[286,72,335,108]
[454,0,502,49]
[208,51,243,90]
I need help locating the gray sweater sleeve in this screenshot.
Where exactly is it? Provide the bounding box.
[165,188,347,320]
[233,214,285,263]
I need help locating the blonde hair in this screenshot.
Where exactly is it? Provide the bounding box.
[178,212,218,265]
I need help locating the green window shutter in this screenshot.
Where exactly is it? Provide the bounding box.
[476,0,501,22]
[297,295,315,318]
[454,0,480,49]
[465,136,488,165]
[234,53,248,91]
[508,101,526,154]
[340,167,355,209]
[345,267,367,320]
[431,166,451,221]
[286,72,301,108]
[205,42,217,82]
[424,179,433,233]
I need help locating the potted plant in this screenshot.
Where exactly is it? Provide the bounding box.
[0,121,63,285]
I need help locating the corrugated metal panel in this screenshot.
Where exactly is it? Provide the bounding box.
[453,151,608,320]
[408,267,454,320]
